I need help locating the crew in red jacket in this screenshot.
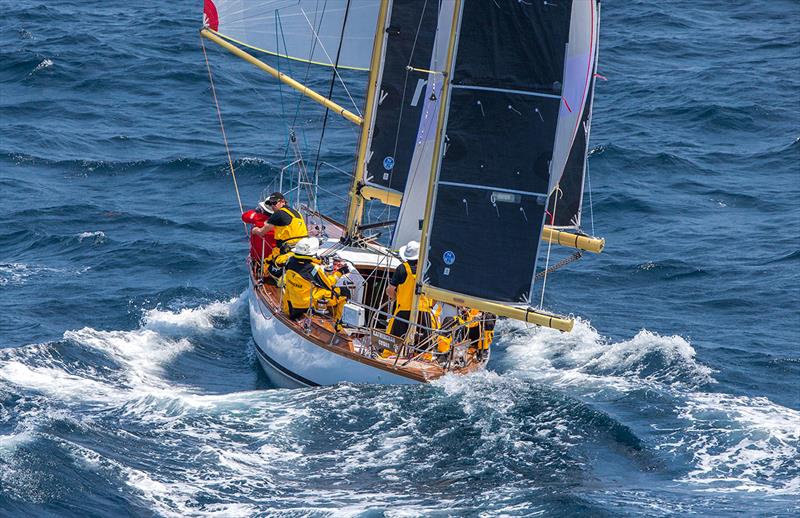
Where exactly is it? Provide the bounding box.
[241,200,275,269]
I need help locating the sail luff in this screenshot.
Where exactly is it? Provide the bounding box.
[362,1,444,199]
[547,0,601,229]
[390,0,458,248]
[548,0,598,194]
[200,29,363,125]
[344,0,392,237]
[406,0,464,344]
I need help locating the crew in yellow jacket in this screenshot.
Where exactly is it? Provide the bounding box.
[281,237,349,324]
[253,191,309,267]
[386,241,434,340]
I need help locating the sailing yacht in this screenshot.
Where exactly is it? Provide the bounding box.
[200,0,605,388]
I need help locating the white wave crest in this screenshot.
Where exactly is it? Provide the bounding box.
[0,263,89,287]
[77,230,106,243]
[0,295,247,411]
[669,392,800,494]
[142,295,244,335]
[32,58,53,72]
[0,263,59,287]
[0,430,35,454]
[0,361,124,402]
[64,327,191,388]
[495,318,800,494]
[501,318,715,390]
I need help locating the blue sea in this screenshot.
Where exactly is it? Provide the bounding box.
[1,1,799,516]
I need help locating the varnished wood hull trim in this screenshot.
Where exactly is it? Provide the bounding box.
[248,280,423,387]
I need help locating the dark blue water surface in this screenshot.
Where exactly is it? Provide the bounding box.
[2,1,799,516]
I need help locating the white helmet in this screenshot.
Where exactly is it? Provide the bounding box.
[257,199,274,215]
[399,240,420,261]
[293,237,320,257]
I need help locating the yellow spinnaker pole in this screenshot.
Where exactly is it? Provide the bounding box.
[542,227,605,254]
[405,0,463,344]
[422,286,574,332]
[359,185,402,207]
[345,0,391,236]
[200,29,363,126]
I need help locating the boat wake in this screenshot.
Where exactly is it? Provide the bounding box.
[494,319,800,496]
[1,302,797,515]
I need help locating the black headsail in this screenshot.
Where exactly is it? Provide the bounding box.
[363,0,441,194]
[423,0,575,304]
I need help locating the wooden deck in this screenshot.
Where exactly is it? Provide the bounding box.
[251,273,484,383]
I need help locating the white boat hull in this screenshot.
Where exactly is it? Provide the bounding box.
[248,280,421,388]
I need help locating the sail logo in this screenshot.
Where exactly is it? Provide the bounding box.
[443,251,456,265]
[383,156,395,171]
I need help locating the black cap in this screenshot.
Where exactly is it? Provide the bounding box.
[266,192,285,205]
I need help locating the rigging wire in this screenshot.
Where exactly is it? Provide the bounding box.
[586,160,596,237]
[201,35,248,235]
[539,185,561,309]
[310,0,352,214]
[299,5,362,116]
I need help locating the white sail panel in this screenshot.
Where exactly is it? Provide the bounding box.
[549,0,598,194]
[203,0,380,71]
[392,1,457,248]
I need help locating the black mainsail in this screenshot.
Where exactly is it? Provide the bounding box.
[364,0,441,195]
[423,0,574,304]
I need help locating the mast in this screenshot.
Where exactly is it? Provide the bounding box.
[344,0,392,238]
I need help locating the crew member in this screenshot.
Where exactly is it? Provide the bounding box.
[436,315,457,359]
[253,192,308,266]
[282,237,350,325]
[241,198,275,274]
[386,240,434,340]
[456,307,496,361]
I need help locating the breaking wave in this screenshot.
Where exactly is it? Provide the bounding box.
[1,297,797,515]
[496,320,800,495]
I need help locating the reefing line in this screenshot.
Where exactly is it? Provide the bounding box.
[201,29,363,126]
[201,34,246,234]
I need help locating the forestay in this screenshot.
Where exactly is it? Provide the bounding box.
[203,0,380,71]
[423,0,585,304]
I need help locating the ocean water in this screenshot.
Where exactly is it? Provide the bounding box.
[1,0,799,516]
